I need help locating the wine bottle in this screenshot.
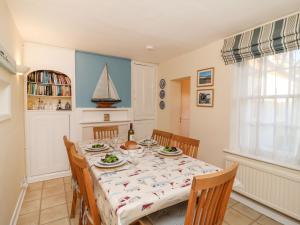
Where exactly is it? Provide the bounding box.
[128,123,135,141]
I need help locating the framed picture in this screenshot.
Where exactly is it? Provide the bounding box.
[197,67,214,87]
[104,113,110,121]
[197,89,214,107]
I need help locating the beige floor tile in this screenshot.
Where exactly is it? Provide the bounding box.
[64,182,72,193]
[19,199,40,215]
[17,211,39,225]
[27,182,43,192]
[66,191,74,203]
[41,193,66,210]
[40,204,68,224]
[232,203,261,220]
[43,218,70,225]
[257,215,283,225]
[63,176,71,184]
[224,208,253,225]
[24,190,42,202]
[70,214,79,225]
[227,198,238,208]
[44,178,64,189]
[43,185,65,198]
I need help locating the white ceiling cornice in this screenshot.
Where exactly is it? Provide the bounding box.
[6,0,300,63]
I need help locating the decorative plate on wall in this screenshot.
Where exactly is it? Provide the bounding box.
[159,101,165,110]
[159,79,166,89]
[159,90,165,99]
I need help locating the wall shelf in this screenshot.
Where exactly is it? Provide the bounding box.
[28,95,72,98]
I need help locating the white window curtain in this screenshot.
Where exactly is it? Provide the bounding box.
[230,49,300,167]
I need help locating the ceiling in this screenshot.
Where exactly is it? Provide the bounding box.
[6,0,300,63]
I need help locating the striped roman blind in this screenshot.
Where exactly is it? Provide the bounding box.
[221,13,300,65]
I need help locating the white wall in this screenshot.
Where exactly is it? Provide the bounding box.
[0,0,25,224]
[157,40,234,167]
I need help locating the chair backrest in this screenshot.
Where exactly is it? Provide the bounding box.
[71,148,101,225]
[63,136,77,181]
[151,129,173,147]
[184,163,238,225]
[170,135,199,158]
[93,126,119,140]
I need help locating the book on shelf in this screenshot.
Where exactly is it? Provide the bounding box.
[27,71,71,85]
[27,82,72,96]
[27,70,72,97]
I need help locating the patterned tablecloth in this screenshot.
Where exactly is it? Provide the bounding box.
[78,143,220,225]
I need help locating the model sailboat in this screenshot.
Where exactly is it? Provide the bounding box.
[91,64,121,108]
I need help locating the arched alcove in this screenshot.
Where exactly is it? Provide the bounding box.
[26,70,72,111]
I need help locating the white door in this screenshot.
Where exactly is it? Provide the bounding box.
[133,63,156,120]
[132,63,156,139]
[28,113,70,176]
[133,120,155,140]
[179,78,190,136]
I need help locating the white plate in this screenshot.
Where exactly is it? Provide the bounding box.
[158,148,183,156]
[85,143,110,152]
[95,156,127,168]
[139,139,158,146]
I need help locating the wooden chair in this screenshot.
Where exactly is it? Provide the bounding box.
[63,136,79,218]
[170,135,199,158]
[93,126,119,140]
[71,148,143,225]
[151,129,173,146]
[138,163,239,225]
[71,148,102,225]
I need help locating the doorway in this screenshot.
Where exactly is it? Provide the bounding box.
[169,77,191,136]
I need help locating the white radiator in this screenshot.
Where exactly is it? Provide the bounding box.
[225,153,300,220]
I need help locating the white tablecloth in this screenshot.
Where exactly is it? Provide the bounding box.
[79,144,220,225]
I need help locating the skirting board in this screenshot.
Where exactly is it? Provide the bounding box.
[9,183,28,225]
[27,170,71,183]
[231,192,300,225]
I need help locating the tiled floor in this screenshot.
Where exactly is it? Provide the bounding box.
[17,176,283,225]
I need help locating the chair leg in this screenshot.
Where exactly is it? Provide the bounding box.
[70,190,77,218]
[79,200,84,225]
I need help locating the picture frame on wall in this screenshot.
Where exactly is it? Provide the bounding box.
[197,89,214,107]
[197,67,214,87]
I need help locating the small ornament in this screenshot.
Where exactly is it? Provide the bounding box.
[57,99,62,110]
[159,101,165,110]
[65,102,71,110]
[159,90,165,99]
[159,79,166,89]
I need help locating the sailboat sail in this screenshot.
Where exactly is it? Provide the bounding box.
[92,64,121,101]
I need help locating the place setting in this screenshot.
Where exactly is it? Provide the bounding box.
[157,146,183,157]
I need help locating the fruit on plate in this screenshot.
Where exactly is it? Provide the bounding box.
[163,146,178,152]
[101,154,119,163]
[92,143,104,148]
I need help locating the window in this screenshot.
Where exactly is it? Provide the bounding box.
[0,76,11,122]
[231,50,300,166]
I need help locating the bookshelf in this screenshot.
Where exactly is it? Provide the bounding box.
[26,70,72,111]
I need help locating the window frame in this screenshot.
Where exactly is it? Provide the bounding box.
[0,76,12,122]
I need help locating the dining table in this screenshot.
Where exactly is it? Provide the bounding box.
[77,139,221,225]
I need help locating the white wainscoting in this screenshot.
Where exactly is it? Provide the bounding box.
[225,152,300,221]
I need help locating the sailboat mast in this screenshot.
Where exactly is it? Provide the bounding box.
[106,64,110,99]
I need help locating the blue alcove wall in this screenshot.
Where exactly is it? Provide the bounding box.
[75,51,131,108]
